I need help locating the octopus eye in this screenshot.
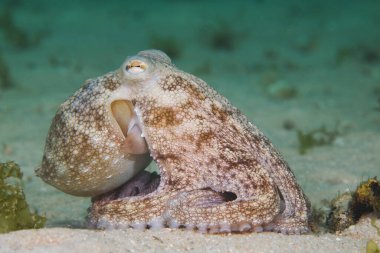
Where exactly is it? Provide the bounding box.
[126,60,147,74]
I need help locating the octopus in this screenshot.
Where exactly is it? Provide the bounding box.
[37,49,311,234]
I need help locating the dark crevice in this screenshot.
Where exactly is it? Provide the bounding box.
[221,191,237,202]
[93,171,160,202]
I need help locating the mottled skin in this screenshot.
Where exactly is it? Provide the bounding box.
[38,50,311,234]
[37,72,151,197]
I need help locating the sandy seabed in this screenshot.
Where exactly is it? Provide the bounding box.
[0,217,379,253]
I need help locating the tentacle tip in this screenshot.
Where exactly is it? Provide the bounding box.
[131,222,147,231]
[219,223,232,233]
[168,219,180,229]
[148,218,165,230]
[196,224,208,234]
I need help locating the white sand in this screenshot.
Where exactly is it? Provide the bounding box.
[0,216,379,253]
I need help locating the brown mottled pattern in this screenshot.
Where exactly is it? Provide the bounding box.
[37,73,151,196]
[39,49,311,233]
[143,106,183,128]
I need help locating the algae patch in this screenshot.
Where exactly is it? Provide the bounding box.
[366,240,380,253]
[352,177,380,221]
[296,125,340,155]
[327,177,380,233]
[0,50,13,89]
[0,161,46,233]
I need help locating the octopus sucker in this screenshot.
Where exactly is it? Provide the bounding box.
[38,49,311,234]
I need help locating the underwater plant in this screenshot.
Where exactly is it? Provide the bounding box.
[296,125,340,155]
[0,161,46,233]
[0,50,13,89]
[0,7,31,49]
[366,240,380,253]
[374,87,380,111]
[0,5,47,50]
[335,44,380,66]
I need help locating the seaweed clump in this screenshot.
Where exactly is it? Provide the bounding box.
[0,50,13,89]
[0,4,47,50]
[0,7,32,49]
[351,178,380,221]
[296,125,340,155]
[0,161,46,233]
[374,87,380,111]
[335,45,380,66]
[327,177,380,233]
[366,239,380,253]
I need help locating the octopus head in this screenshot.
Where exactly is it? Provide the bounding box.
[37,50,171,197]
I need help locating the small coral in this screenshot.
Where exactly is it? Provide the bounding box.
[0,161,46,233]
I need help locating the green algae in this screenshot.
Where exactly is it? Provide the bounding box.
[0,3,48,50]
[0,50,13,89]
[366,240,380,253]
[0,161,46,233]
[0,6,33,49]
[296,125,340,155]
